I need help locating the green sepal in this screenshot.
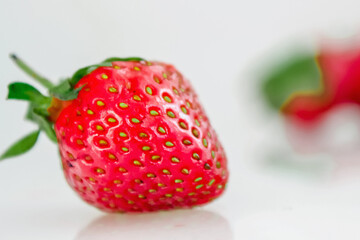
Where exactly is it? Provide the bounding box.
[24,104,57,142]
[25,103,36,121]
[69,65,106,87]
[8,82,43,101]
[0,130,40,160]
[8,82,52,116]
[2,55,145,160]
[261,54,321,110]
[48,57,146,101]
[102,57,145,63]
[31,111,57,142]
[5,81,56,150]
[69,57,145,88]
[49,79,85,101]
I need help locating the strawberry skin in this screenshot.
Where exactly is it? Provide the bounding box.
[55,60,228,212]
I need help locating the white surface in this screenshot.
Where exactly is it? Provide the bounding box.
[1,0,360,239]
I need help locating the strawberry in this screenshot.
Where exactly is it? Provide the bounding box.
[1,55,228,212]
[283,46,360,123]
[261,44,360,125]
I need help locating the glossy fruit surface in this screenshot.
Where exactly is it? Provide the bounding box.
[55,60,228,212]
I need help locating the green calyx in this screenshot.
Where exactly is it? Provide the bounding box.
[8,82,56,142]
[0,54,145,161]
[52,57,145,100]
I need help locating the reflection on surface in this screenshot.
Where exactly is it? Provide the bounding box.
[75,209,233,240]
[234,205,360,239]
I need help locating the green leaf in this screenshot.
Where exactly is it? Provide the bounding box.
[33,97,52,117]
[51,79,71,94]
[50,79,85,100]
[0,130,40,160]
[261,54,321,110]
[32,106,50,117]
[7,82,42,101]
[24,103,56,142]
[31,112,57,142]
[8,82,52,119]
[25,103,36,121]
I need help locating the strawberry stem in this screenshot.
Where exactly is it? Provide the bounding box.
[10,54,55,90]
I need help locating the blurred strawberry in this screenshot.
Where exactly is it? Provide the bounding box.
[262,44,360,125]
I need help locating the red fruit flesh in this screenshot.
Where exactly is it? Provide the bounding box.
[54,61,228,212]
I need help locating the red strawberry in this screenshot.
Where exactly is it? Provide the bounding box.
[262,44,360,125]
[1,55,228,212]
[283,46,360,123]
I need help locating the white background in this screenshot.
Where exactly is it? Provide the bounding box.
[1,0,360,239]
